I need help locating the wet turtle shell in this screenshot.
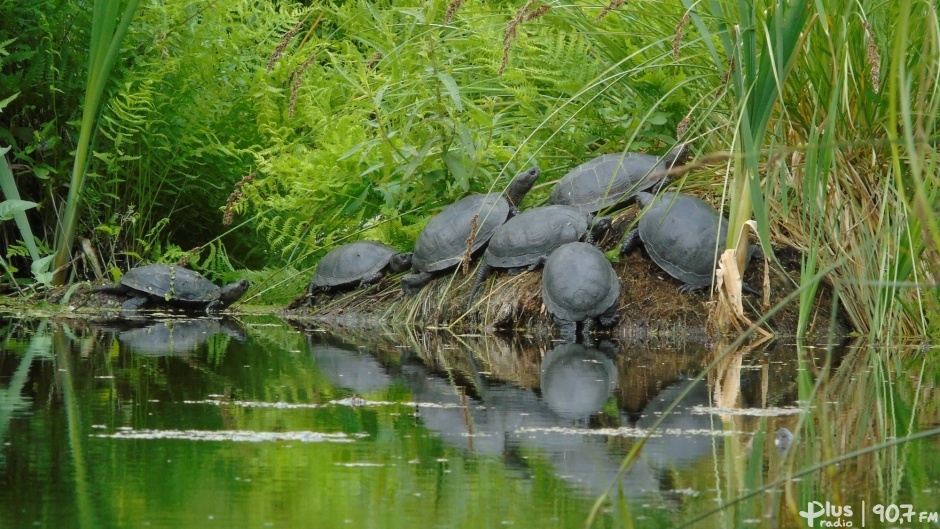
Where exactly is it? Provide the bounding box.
[483,205,590,270]
[411,193,510,273]
[630,191,736,290]
[310,241,411,290]
[403,167,541,295]
[541,242,620,323]
[548,146,688,214]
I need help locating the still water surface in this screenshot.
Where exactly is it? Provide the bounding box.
[0,316,937,528]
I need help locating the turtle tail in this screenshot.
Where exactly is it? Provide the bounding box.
[466,263,493,312]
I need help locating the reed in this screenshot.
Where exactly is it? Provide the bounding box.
[50,0,141,285]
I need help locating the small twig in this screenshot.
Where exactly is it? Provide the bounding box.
[594,0,626,22]
[863,22,880,93]
[223,172,256,226]
[673,13,689,60]
[462,214,479,275]
[499,1,550,76]
[267,18,305,72]
[445,0,464,24]
[289,53,318,119]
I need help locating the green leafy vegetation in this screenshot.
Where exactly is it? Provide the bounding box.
[0,0,937,337]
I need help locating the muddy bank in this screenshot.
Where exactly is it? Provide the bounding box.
[283,212,851,341]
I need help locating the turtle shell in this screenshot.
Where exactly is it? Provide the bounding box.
[548,152,668,213]
[120,264,221,303]
[412,193,509,273]
[541,242,620,321]
[483,205,589,269]
[312,241,399,288]
[635,191,731,288]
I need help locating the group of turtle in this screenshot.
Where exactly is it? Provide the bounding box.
[307,143,747,340]
[95,143,746,335]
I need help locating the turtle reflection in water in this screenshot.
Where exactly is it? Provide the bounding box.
[540,342,617,421]
[110,318,247,356]
[307,336,392,395]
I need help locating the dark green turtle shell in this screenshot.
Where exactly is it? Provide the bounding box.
[541,242,620,321]
[412,193,509,273]
[120,264,221,303]
[635,191,734,288]
[548,152,669,213]
[312,241,400,288]
[483,205,589,269]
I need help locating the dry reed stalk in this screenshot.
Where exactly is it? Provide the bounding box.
[445,0,463,24]
[289,53,318,119]
[499,0,550,76]
[595,0,627,22]
[863,22,881,93]
[366,52,383,70]
[267,19,305,72]
[673,13,689,60]
[462,214,479,275]
[223,172,256,225]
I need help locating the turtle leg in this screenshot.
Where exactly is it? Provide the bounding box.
[618,229,642,256]
[553,316,578,343]
[525,256,547,272]
[204,299,221,315]
[597,306,620,328]
[466,264,493,311]
[121,294,150,311]
[507,266,527,276]
[358,270,385,288]
[94,283,131,295]
[307,284,322,307]
[742,282,761,296]
[678,283,708,294]
[401,271,434,296]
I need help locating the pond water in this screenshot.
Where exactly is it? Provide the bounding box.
[1,315,938,528]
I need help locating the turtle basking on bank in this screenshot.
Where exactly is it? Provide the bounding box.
[308,241,412,304]
[95,264,249,313]
[466,205,610,310]
[548,144,689,214]
[401,166,541,295]
[619,191,756,293]
[541,242,620,342]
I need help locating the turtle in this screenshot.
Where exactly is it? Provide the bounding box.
[618,191,754,293]
[539,342,617,421]
[401,166,541,295]
[95,264,250,313]
[308,241,412,303]
[465,205,610,310]
[541,241,620,341]
[548,143,689,214]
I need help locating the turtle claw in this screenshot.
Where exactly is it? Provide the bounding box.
[678,283,706,294]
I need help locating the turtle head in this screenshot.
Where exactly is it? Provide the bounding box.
[389,252,413,273]
[635,192,655,209]
[664,142,690,169]
[218,279,250,308]
[503,166,541,207]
